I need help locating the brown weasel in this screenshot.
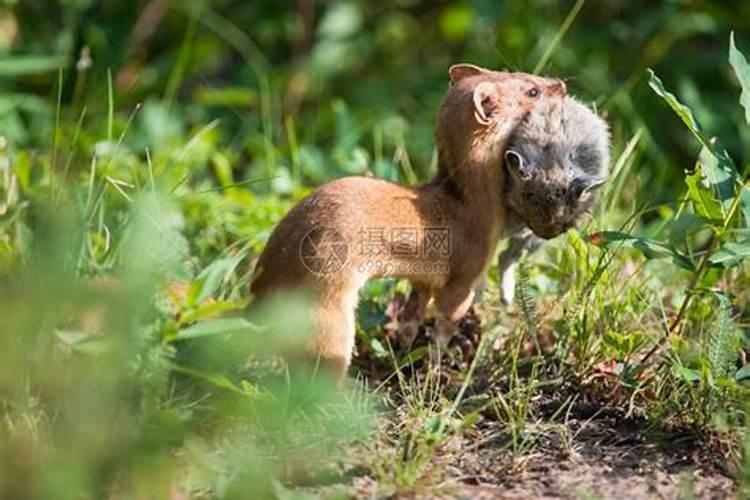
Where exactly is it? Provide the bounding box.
[250,65,566,379]
[399,95,610,339]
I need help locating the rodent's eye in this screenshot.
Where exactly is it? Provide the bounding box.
[525,87,540,98]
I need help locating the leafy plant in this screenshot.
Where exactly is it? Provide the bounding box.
[588,33,750,426]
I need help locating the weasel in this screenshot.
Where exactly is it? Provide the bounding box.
[400,95,609,340]
[497,96,610,304]
[249,64,566,379]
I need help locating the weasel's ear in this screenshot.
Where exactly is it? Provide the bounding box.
[449,63,490,84]
[505,149,531,181]
[473,81,501,125]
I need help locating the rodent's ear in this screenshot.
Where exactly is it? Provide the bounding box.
[505,150,531,181]
[572,176,606,200]
[449,63,490,84]
[473,81,500,125]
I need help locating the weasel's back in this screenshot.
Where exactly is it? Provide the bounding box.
[249,176,420,300]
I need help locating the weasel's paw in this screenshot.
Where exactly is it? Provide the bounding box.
[432,316,458,356]
[427,341,446,371]
[397,319,420,349]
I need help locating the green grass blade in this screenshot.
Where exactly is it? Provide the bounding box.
[107,68,114,143]
[164,11,198,107]
[533,0,585,74]
[50,69,63,200]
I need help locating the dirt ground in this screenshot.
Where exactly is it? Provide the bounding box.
[452,414,735,499]
[333,306,740,499]
[334,408,737,499]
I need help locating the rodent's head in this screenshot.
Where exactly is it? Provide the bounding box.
[505,96,610,239]
[436,64,567,170]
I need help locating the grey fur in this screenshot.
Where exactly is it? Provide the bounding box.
[497,96,610,304]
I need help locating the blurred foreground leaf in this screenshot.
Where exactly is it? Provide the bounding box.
[176,317,261,340]
[0,55,65,76]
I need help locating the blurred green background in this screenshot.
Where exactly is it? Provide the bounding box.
[3,0,749,199]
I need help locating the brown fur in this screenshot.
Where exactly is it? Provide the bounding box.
[250,64,566,379]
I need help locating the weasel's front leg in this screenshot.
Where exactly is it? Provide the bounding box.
[397,283,430,348]
[433,284,475,355]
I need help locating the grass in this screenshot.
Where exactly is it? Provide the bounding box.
[2,108,746,496]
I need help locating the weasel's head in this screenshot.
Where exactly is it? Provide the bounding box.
[436,64,567,169]
[505,97,610,239]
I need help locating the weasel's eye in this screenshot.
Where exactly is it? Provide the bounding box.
[525,87,540,98]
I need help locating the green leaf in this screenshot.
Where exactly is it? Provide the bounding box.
[685,163,725,226]
[735,363,750,382]
[368,337,388,359]
[179,300,249,324]
[709,239,750,267]
[398,346,429,368]
[192,255,243,305]
[586,231,695,271]
[648,69,710,149]
[741,184,750,228]
[697,146,740,213]
[603,331,626,353]
[461,411,482,428]
[603,331,647,357]
[193,86,258,107]
[707,292,738,381]
[175,318,262,341]
[168,362,269,398]
[673,364,701,383]
[667,212,704,247]
[730,32,750,125]
[648,69,739,181]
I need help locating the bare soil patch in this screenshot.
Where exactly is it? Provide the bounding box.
[338,306,739,499]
